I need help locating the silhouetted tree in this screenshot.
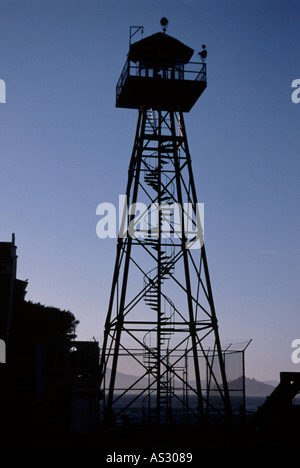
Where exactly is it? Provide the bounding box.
[9,300,79,354]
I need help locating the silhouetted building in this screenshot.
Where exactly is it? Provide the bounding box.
[36,340,100,432]
[0,235,100,443]
[0,234,28,349]
[250,372,300,433]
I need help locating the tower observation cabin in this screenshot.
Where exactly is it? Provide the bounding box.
[116,22,207,112]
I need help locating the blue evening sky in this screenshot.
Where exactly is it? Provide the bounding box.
[0,0,299,382]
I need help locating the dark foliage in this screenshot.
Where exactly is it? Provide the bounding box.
[10,300,79,347]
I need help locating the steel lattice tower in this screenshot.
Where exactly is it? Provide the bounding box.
[99,21,232,426]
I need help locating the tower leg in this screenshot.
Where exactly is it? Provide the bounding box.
[170,111,205,420]
[178,111,232,424]
[100,109,146,422]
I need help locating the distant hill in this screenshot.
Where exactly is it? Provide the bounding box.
[263,380,279,387]
[229,376,276,397]
[104,368,151,390]
[104,369,276,397]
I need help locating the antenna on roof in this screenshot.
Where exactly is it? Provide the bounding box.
[160,17,169,33]
[129,26,144,47]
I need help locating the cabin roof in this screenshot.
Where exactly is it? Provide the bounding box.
[128,32,194,64]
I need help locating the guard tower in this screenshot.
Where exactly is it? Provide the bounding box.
[99,20,232,426]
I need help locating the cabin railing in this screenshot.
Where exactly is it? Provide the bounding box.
[116,59,206,102]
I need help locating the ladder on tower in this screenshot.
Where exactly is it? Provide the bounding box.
[141,138,178,422]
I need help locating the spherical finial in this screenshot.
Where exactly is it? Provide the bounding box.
[160,17,169,33]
